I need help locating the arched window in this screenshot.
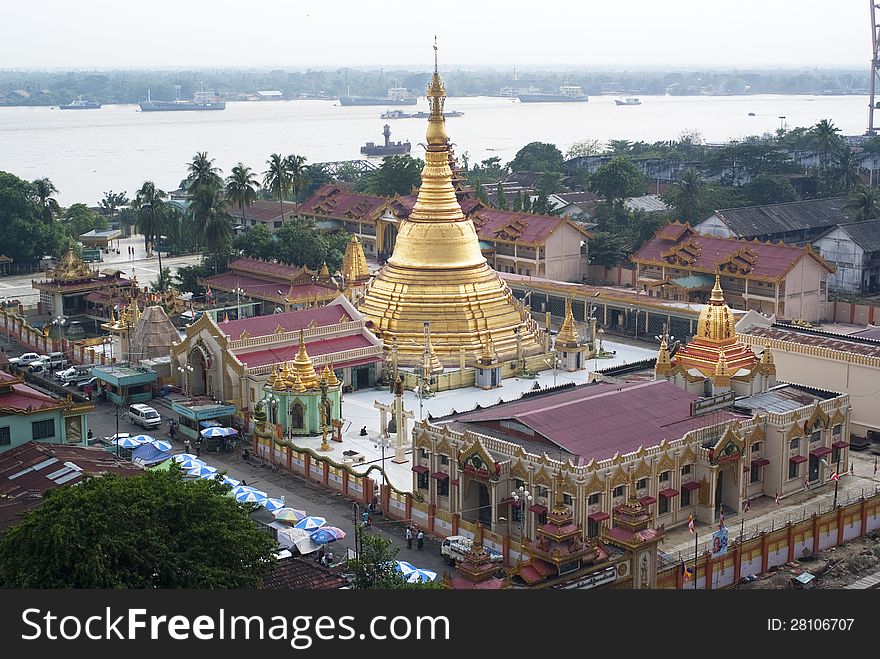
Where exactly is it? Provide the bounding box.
[290,401,305,429]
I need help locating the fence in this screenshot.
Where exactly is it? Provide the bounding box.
[659,487,880,589]
[829,300,880,326]
[0,307,109,367]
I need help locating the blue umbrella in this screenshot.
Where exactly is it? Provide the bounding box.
[173,453,201,463]
[231,484,260,497]
[129,434,155,444]
[394,561,437,583]
[218,475,241,488]
[235,489,268,504]
[186,464,218,478]
[262,497,285,512]
[200,426,238,438]
[111,436,144,449]
[294,516,327,531]
[149,439,172,452]
[310,526,346,544]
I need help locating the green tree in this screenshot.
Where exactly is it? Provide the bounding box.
[274,218,341,271]
[565,139,601,160]
[347,534,440,589]
[299,163,332,202]
[225,163,259,225]
[187,186,233,275]
[263,153,292,222]
[474,181,490,205]
[828,146,862,195]
[590,156,646,206]
[151,266,172,293]
[285,154,308,216]
[512,190,523,212]
[742,175,798,206]
[661,168,708,222]
[843,186,880,222]
[810,119,842,173]
[134,181,169,289]
[234,223,275,260]
[33,177,60,224]
[495,181,507,209]
[508,141,564,173]
[587,231,629,267]
[359,155,423,197]
[605,140,633,156]
[99,190,129,217]
[63,203,108,238]
[186,151,223,193]
[0,470,276,588]
[0,172,66,263]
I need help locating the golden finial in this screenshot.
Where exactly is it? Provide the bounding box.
[761,340,774,365]
[710,273,725,304]
[292,370,306,393]
[552,470,567,513]
[318,262,330,280]
[324,364,340,387]
[425,37,447,146]
[293,331,318,388]
[266,365,279,388]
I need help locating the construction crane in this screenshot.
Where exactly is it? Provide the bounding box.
[869,0,880,133]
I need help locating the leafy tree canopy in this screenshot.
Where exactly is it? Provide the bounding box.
[590,156,647,204]
[508,142,564,173]
[64,203,108,239]
[0,470,276,588]
[358,155,423,197]
[347,534,441,590]
[0,171,67,263]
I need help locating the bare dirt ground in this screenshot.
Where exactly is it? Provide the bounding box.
[736,531,880,589]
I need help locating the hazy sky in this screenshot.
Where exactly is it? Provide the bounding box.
[1,0,870,69]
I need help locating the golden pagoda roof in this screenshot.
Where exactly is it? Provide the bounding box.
[555,298,579,348]
[342,234,370,282]
[49,245,95,281]
[318,262,331,280]
[292,331,318,389]
[356,43,545,368]
[291,370,306,393]
[321,364,340,387]
[266,365,280,389]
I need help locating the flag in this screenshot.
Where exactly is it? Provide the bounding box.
[830,471,840,482]
[719,510,725,528]
[681,559,693,581]
[775,490,780,507]
[743,499,750,513]
[804,476,809,489]
[688,514,695,534]
[206,286,213,300]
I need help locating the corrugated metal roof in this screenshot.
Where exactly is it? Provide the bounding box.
[835,220,880,253]
[714,198,850,237]
[671,274,715,290]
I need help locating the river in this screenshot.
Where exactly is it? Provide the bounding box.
[0,94,871,205]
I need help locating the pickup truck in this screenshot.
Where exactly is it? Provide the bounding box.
[440,535,504,566]
[8,352,44,368]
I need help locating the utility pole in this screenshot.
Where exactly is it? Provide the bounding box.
[870,0,880,134]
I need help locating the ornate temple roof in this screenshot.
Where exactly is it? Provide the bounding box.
[48,245,95,281]
[292,331,319,389]
[341,234,370,283]
[129,305,180,361]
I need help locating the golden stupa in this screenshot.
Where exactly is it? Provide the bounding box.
[357,43,544,367]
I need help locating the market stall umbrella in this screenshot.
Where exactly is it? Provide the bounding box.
[173,453,201,463]
[273,507,307,523]
[395,561,437,583]
[294,516,327,531]
[149,439,172,452]
[310,526,345,544]
[277,527,320,555]
[200,426,238,438]
[235,489,269,505]
[173,454,205,469]
[230,485,261,497]
[129,434,155,444]
[186,464,218,479]
[111,436,145,449]
[218,475,241,488]
[262,497,285,512]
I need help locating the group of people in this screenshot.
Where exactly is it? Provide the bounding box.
[182,436,203,457]
[405,525,425,551]
[315,546,334,568]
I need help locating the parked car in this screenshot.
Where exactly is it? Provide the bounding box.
[128,404,161,430]
[27,359,50,373]
[44,352,68,369]
[76,376,99,390]
[440,535,504,565]
[8,352,43,367]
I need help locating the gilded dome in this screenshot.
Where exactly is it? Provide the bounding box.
[695,275,736,343]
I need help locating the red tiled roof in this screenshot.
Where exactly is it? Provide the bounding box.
[235,334,373,368]
[228,258,310,281]
[633,224,834,280]
[0,383,63,412]
[740,325,880,358]
[219,300,353,340]
[0,442,142,530]
[205,272,336,303]
[260,557,347,590]
[228,200,293,224]
[451,380,743,463]
[300,185,388,221]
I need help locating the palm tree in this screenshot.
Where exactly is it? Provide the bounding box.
[662,168,706,222]
[285,154,308,218]
[187,186,233,275]
[186,151,223,194]
[830,146,862,194]
[263,153,292,223]
[225,163,259,227]
[100,190,129,217]
[843,186,880,222]
[33,178,60,224]
[810,119,842,172]
[134,181,168,289]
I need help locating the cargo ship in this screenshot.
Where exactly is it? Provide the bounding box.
[340,86,417,106]
[59,96,102,110]
[517,85,588,103]
[138,87,226,112]
[380,109,464,119]
[615,97,641,106]
[360,124,411,156]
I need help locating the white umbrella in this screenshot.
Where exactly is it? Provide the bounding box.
[149,439,172,452]
[277,527,320,555]
[294,516,326,531]
[129,434,155,444]
[235,489,268,504]
[262,497,285,512]
[186,464,218,478]
[200,426,238,438]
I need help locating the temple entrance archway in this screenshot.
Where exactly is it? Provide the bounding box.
[189,349,209,396]
[462,479,492,529]
[715,466,739,520]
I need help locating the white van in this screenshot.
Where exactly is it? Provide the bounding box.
[128,404,161,430]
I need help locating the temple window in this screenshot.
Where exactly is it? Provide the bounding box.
[563,493,573,506]
[810,431,821,444]
[536,485,549,499]
[790,438,800,450]
[751,442,761,453]
[637,478,647,490]
[750,464,760,483]
[681,464,692,475]
[659,471,670,483]
[290,402,305,429]
[681,489,692,506]
[658,496,670,515]
[613,486,624,498]
[437,478,449,497]
[440,455,449,465]
[421,448,430,460]
[588,493,600,506]
[832,425,842,439]
[417,472,429,490]
[788,460,799,480]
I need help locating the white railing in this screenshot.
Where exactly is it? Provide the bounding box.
[248,344,382,376]
[229,319,363,350]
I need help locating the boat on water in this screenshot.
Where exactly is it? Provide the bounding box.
[138,87,226,112]
[340,86,417,106]
[518,85,588,103]
[360,124,411,156]
[615,97,641,106]
[59,96,102,110]
[380,108,464,119]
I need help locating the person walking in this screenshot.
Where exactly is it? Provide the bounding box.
[416,529,424,550]
[183,437,191,454]
[195,438,202,458]
[405,526,413,550]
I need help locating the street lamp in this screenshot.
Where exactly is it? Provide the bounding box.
[232,285,246,320]
[374,436,393,486]
[587,291,600,349]
[51,315,66,344]
[177,363,194,395]
[511,485,532,537]
[820,457,841,509]
[543,354,562,386]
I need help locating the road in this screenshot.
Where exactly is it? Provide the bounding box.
[0,234,201,306]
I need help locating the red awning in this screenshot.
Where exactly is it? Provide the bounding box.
[588,511,610,523]
[810,447,832,457]
[411,465,429,474]
[831,441,849,449]
[639,495,656,505]
[451,479,459,486]
[789,455,808,464]
[751,458,770,467]
[431,471,449,481]
[681,481,701,492]
[742,463,750,473]
[528,504,548,514]
[659,488,679,498]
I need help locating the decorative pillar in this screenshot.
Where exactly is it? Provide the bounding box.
[812,513,819,554]
[704,553,713,590]
[304,453,311,481]
[836,506,845,545]
[786,524,795,562]
[760,532,769,574]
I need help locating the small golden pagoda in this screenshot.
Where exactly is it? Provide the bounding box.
[357,42,544,368]
[292,331,319,389]
[341,235,370,283]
